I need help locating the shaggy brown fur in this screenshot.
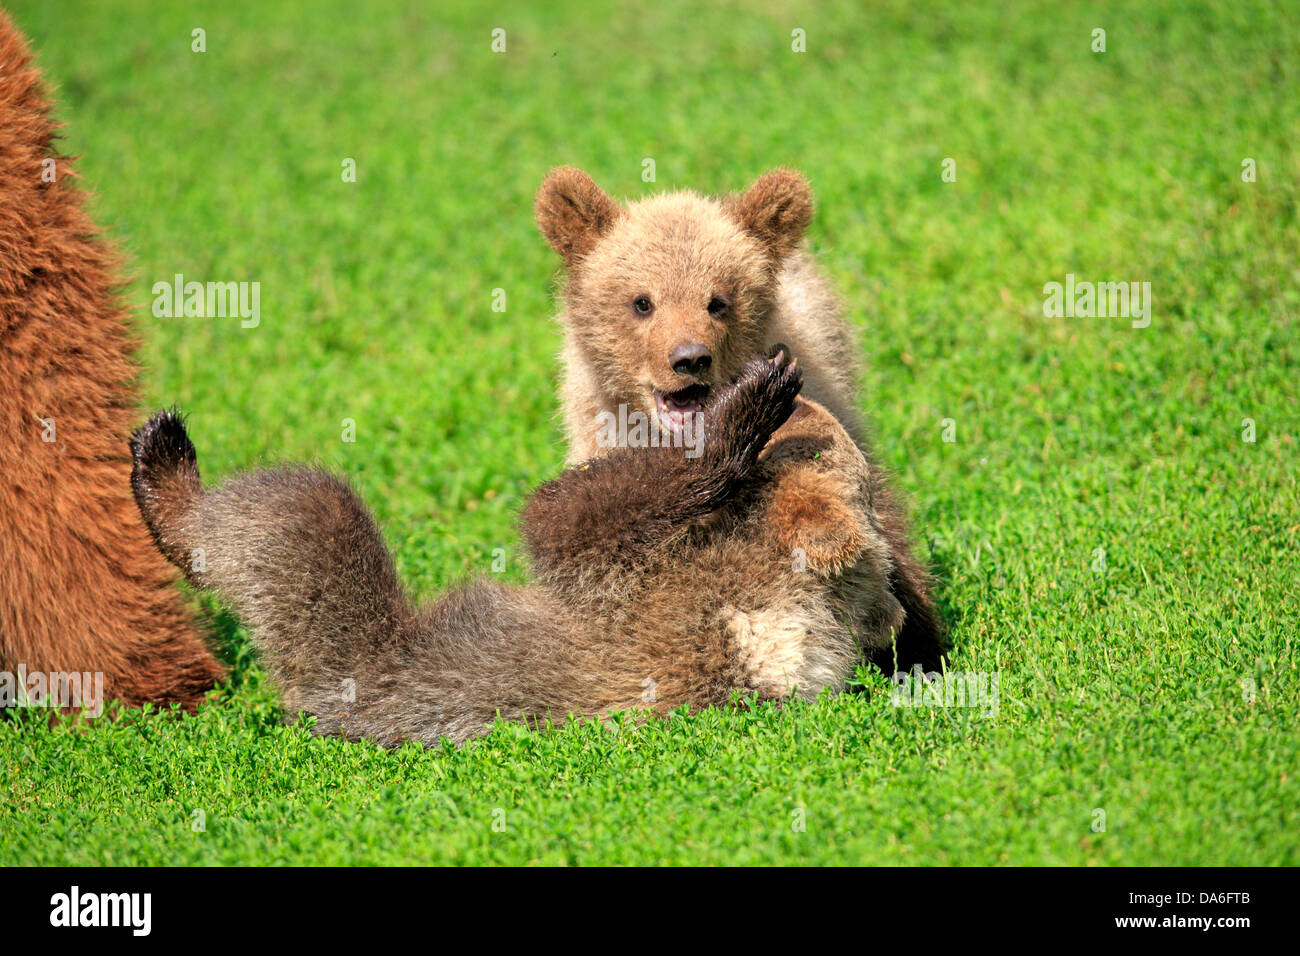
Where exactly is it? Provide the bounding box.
[535,167,946,673]
[0,12,223,709]
[131,354,904,747]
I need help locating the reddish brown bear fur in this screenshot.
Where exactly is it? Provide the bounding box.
[0,12,223,710]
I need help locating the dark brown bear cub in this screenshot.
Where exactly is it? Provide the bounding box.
[130,353,904,747]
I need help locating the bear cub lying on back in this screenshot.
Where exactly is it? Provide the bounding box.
[131,353,897,746]
[534,166,946,673]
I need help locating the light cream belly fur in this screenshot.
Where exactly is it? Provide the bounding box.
[724,599,857,700]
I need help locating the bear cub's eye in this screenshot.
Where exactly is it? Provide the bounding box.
[707,295,731,317]
[632,296,654,316]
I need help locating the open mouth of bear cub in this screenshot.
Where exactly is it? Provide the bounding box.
[653,384,711,433]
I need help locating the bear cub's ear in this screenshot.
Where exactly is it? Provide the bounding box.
[534,167,622,265]
[728,169,814,261]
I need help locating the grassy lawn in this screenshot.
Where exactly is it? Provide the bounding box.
[2,0,1296,865]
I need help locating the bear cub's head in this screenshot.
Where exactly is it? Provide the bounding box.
[535,166,813,437]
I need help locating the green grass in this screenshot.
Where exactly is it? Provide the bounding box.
[2,0,1297,865]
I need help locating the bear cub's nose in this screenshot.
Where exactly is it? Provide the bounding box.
[670,343,712,378]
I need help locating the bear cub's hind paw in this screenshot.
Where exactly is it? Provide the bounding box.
[709,349,803,467]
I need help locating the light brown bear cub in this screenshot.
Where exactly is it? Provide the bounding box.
[535,167,945,673]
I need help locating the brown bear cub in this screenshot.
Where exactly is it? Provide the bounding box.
[535,166,946,674]
[0,12,223,710]
[131,353,905,747]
